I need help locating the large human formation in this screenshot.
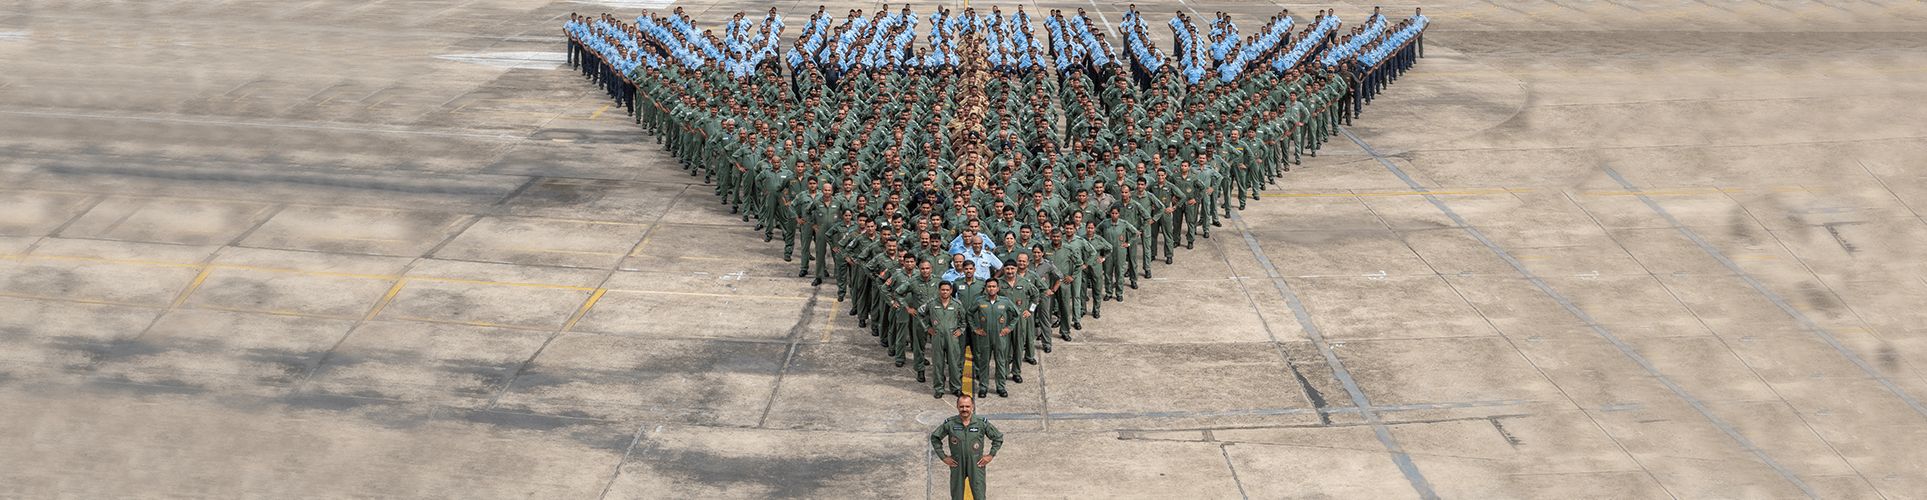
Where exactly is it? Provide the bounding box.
[564,6,1428,399]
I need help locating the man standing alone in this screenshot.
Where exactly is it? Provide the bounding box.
[930,395,1003,500]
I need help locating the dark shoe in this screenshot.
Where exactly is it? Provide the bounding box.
[1073,323,1083,331]
[997,389,1008,398]
[954,390,965,397]
[1240,204,1248,210]
[1026,359,1038,365]
[934,392,944,399]
[1092,311,1101,319]
[1213,221,1223,227]
[763,234,772,242]
[783,255,793,262]
[837,293,846,301]
[1042,345,1052,353]
[858,319,867,328]
[755,223,765,231]
[848,308,857,316]
[1187,241,1194,250]
[1117,295,1126,302]
[1061,333,1073,341]
[798,270,808,278]
[811,278,823,286]
[730,207,738,214]
[1166,257,1173,264]
[977,390,987,399]
[918,371,926,383]
[1144,271,1152,279]
[1131,282,1140,289]
[895,360,905,368]
[742,215,750,222]
[1012,374,1023,383]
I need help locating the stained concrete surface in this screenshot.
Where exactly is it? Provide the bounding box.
[3,0,1927,498]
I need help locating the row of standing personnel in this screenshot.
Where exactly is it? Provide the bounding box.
[564,9,1430,399]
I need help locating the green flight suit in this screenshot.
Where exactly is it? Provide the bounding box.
[923,297,966,396]
[795,192,826,276]
[930,415,1003,500]
[973,294,1018,394]
[1098,217,1141,297]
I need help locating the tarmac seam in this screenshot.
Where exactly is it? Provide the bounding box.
[1857,159,1927,227]
[597,421,651,500]
[1562,187,1886,494]
[1220,442,1252,500]
[1208,224,1331,424]
[1357,184,1670,490]
[0,110,525,140]
[1225,209,1441,500]
[759,288,820,428]
[296,177,541,398]
[1604,166,1927,419]
[1342,126,1819,499]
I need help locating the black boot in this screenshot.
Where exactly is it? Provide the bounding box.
[918,371,926,383]
[1012,374,1023,384]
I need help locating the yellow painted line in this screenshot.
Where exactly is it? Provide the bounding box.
[363,278,408,321]
[285,234,411,243]
[389,316,553,331]
[0,291,164,308]
[504,216,652,227]
[410,276,597,291]
[821,301,839,343]
[451,111,621,120]
[198,305,356,320]
[588,104,612,119]
[443,244,626,256]
[1771,188,1827,192]
[630,254,787,264]
[561,288,608,331]
[1584,189,1743,196]
[607,289,808,300]
[169,266,215,308]
[0,253,200,268]
[1262,189,1529,198]
[211,263,393,280]
[478,99,613,106]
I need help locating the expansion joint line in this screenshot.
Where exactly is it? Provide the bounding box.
[1338,126,1819,499]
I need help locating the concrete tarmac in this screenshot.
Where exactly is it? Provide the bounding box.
[2,0,1925,498]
